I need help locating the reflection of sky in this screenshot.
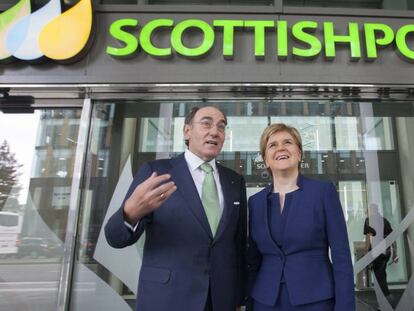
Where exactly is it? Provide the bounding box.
[0,112,40,204]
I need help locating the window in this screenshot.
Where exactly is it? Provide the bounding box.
[284,0,414,10]
[71,98,414,311]
[0,108,81,311]
[100,0,274,5]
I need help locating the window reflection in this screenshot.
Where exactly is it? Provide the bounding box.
[0,108,80,311]
[93,0,414,10]
[138,114,393,153]
[72,99,414,311]
[99,0,274,5]
[284,0,414,10]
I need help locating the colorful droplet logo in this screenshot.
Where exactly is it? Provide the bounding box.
[0,0,93,62]
[0,0,31,60]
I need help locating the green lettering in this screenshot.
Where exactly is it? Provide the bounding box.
[213,20,243,59]
[244,20,275,59]
[396,24,414,60]
[171,19,214,57]
[324,22,361,60]
[292,21,321,58]
[107,19,138,57]
[140,19,173,57]
[277,20,288,59]
[364,23,394,59]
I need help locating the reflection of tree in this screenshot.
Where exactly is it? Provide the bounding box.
[0,140,23,210]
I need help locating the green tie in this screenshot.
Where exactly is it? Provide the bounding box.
[200,162,220,236]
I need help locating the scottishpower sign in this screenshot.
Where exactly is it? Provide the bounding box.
[107,18,414,61]
[2,0,414,64]
[0,0,92,62]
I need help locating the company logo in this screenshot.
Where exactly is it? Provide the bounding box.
[0,0,92,62]
[107,18,414,62]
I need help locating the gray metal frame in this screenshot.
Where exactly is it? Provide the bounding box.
[5,83,414,101]
[2,0,414,17]
[57,98,92,311]
[16,83,411,311]
[91,1,414,18]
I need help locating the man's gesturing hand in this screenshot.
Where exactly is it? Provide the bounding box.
[124,172,177,225]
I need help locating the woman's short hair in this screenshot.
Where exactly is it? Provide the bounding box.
[259,123,303,163]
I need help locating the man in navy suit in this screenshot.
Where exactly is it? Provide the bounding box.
[105,106,247,311]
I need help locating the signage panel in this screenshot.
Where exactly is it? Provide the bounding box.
[107,18,414,62]
[0,0,93,62]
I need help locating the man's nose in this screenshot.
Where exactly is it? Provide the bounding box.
[209,124,220,135]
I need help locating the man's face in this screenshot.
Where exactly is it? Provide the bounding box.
[184,107,226,161]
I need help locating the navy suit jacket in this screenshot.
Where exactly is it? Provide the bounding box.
[247,175,355,311]
[105,153,247,311]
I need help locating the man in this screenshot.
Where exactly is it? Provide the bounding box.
[364,203,398,306]
[105,106,247,311]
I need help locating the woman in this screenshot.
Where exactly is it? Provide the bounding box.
[247,123,355,311]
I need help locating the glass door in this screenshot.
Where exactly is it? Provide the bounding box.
[71,98,414,311]
[0,106,82,311]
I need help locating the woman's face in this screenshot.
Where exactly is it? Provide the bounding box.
[264,131,302,174]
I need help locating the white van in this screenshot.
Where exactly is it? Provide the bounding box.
[0,211,23,257]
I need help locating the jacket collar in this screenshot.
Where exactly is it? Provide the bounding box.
[265,173,305,196]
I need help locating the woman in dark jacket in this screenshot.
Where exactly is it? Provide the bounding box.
[247,123,355,311]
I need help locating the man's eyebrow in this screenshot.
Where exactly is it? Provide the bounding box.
[199,116,226,124]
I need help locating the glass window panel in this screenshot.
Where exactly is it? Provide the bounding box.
[224,117,268,152]
[139,116,269,153]
[335,117,361,150]
[339,181,407,283]
[100,0,274,4]
[72,99,414,311]
[284,0,382,9]
[139,117,175,153]
[362,117,394,150]
[101,0,140,4]
[335,117,394,151]
[270,116,333,151]
[284,0,414,10]
[173,117,186,152]
[0,108,81,311]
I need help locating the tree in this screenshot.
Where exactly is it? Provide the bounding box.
[0,140,23,211]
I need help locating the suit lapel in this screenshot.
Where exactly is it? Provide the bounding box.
[170,154,213,239]
[261,186,284,257]
[282,174,304,249]
[213,165,234,242]
[282,192,302,249]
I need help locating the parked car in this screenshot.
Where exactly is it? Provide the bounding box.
[17,237,63,258]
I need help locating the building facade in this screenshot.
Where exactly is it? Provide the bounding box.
[0,0,414,310]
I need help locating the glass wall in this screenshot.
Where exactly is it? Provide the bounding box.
[100,0,274,5]
[284,0,414,10]
[3,0,414,14]
[96,0,414,10]
[71,98,414,311]
[0,108,81,311]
